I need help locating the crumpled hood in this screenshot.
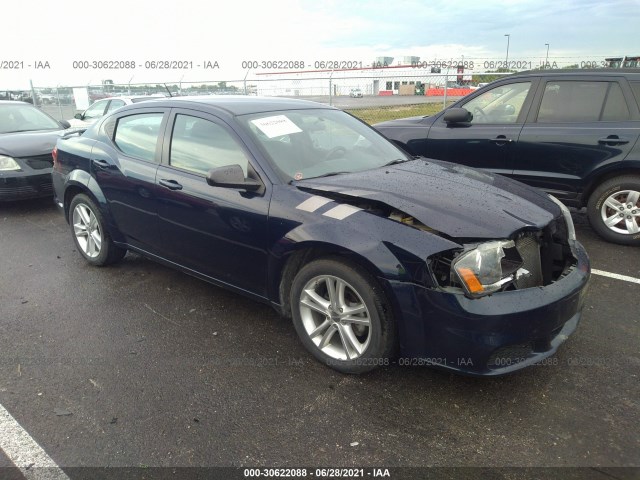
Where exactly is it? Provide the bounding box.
[0,130,66,158]
[295,159,561,239]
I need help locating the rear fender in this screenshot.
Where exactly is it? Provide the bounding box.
[581,159,640,206]
[63,170,124,243]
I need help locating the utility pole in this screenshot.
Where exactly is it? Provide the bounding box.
[544,43,550,68]
[504,34,511,71]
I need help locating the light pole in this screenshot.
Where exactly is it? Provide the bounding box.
[545,43,550,68]
[504,34,510,71]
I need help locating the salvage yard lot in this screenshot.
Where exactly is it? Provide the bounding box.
[0,199,638,472]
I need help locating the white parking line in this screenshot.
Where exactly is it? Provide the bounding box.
[592,269,640,285]
[0,403,70,480]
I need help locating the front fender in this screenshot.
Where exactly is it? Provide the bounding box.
[266,189,462,303]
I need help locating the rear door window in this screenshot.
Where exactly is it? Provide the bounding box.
[113,113,164,162]
[537,81,630,123]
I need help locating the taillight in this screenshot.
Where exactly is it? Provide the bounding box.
[52,146,58,167]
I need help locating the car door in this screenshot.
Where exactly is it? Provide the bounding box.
[423,80,537,175]
[154,110,271,296]
[512,76,640,204]
[90,108,169,250]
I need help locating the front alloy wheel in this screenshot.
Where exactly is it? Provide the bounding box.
[290,258,396,373]
[299,275,371,361]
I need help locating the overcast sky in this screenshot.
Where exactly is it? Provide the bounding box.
[3,0,640,88]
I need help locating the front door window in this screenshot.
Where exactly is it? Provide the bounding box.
[462,82,532,124]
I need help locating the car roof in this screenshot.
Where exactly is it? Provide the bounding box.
[117,95,335,116]
[507,68,640,79]
[101,95,166,101]
[0,100,38,107]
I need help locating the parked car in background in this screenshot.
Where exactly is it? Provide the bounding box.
[0,101,70,201]
[68,95,166,128]
[349,88,363,98]
[52,96,589,376]
[374,69,640,245]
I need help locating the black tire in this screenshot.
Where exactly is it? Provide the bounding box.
[68,193,127,266]
[290,257,396,374]
[587,175,640,246]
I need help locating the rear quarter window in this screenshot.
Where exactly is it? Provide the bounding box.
[601,83,630,121]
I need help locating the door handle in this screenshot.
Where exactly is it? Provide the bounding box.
[92,159,110,168]
[489,135,513,145]
[158,179,183,191]
[598,136,629,146]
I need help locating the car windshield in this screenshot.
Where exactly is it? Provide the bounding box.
[238,108,410,181]
[0,103,61,133]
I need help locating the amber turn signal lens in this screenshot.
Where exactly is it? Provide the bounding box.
[457,268,484,293]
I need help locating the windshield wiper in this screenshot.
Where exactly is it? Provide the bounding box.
[288,171,351,184]
[382,158,411,167]
[306,171,351,180]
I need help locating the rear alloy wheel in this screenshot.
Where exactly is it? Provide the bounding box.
[290,258,396,373]
[587,176,640,246]
[69,194,126,266]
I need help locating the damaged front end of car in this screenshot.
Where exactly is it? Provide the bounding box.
[413,207,588,375]
[429,202,578,299]
[288,177,590,375]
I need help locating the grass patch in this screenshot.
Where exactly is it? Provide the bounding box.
[347,102,454,125]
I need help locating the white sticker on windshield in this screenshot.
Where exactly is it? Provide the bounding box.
[251,115,302,138]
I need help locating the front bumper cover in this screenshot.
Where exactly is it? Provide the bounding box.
[386,240,590,376]
[0,168,53,201]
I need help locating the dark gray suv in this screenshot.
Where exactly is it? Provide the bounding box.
[375,69,640,246]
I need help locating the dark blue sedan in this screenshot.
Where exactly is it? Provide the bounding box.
[52,96,590,375]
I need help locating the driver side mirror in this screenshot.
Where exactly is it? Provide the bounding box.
[59,120,71,129]
[443,108,473,124]
[206,164,262,191]
[74,113,83,120]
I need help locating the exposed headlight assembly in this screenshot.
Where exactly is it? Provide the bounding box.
[452,240,526,298]
[548,194,576,242]
[0,155,21,171]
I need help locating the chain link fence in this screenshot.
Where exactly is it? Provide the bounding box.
[8,55,630,125]
[21,71,507,126]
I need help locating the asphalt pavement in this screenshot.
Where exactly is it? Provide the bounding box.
[0,198,638,477]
